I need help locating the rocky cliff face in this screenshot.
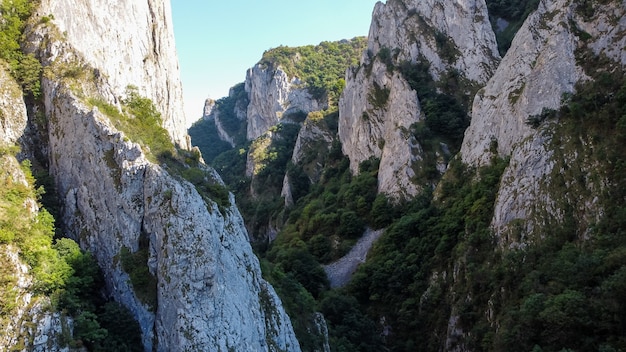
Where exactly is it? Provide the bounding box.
[246,64,326,140]
[201,85,249,149]
[43,80,299,351]
[338,0,500,199]
[0,63,71,351]
[461,0,626,244]
[10,1,301,351]
[37,0,190,148]
[280,112,337,206]
[0,65,28,147]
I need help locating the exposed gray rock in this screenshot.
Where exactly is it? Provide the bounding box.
[290,113,335,182]
[202,98,215,119]
[460,0,584,166]
[201,86,248,148]
[460,0,625,244]
[0,156,74,351]
[367,0,500,83]
[281,173,294,207]
[245,64,326,140]
[37,0,190,147]
[44,77,301,351]
[0,65,72,352]
[0,64,28,147]
[339,0,500,200]
[312,313,331,352]
[26,307,74,352]
[17,1,302,350]
[213,109,236,147]
[291,116,334,166]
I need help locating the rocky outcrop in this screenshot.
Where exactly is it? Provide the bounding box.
[43,74,300,352]
[0,62,72,352]
[279,112,336,206]
[202,98,215,119]
[36,0,190,147]
[0,242,71,352]
[460,0,626,244]
[366,0,500,83]
[16,1,302,351]
[338,0,499,199]
[290,113,335,181]
[460,0,582,166]
[212,109,236,147]
[339,62,424,198]
[202,85,249,148]
[0,64,28,147]
[245,64,326,140]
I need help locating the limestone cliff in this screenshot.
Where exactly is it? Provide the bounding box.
[246,64,327,141]
[36,0,190,148]
[0,64,28,147]
[184,0,626,350]
[430,0,626,347]
[0,63,71,351]
[461,0,626,244]
[11,1,301,351]
[280,111,337,207]
[43,80,298,351]
[338,0,500,199]
[290,113,336,181]
[202,98,215,119]
[201,85,249,148]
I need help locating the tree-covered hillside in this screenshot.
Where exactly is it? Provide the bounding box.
[260,37,368,101]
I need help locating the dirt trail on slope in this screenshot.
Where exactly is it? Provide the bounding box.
[324,228,384,288]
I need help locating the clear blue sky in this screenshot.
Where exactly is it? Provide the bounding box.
[171,0,382,122]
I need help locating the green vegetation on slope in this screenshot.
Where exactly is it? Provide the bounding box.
[119,241,157,310]
[327,50,626,351]
[400,60,471,153]
[189,5,626,352]
[260,37,367,101]
[0,147,142,350]
[0,0,42,98]
[253,31,626,352]
[88,86,174,163]
[89,86,231,214]
[240,122,302,236]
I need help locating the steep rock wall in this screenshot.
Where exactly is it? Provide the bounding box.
[460,0,626,244]
[43,76,300,352]
[367,0,500,83]
[339,0,499,199]
[0,64,28,146]
[0,150,70,352]
[280,113,336,206]
[290,115,335,180]
[37,0,190,147]
[0,64,71,351]
[19,2,302,351]
[246,64,326,140]
[202,85,249,148]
